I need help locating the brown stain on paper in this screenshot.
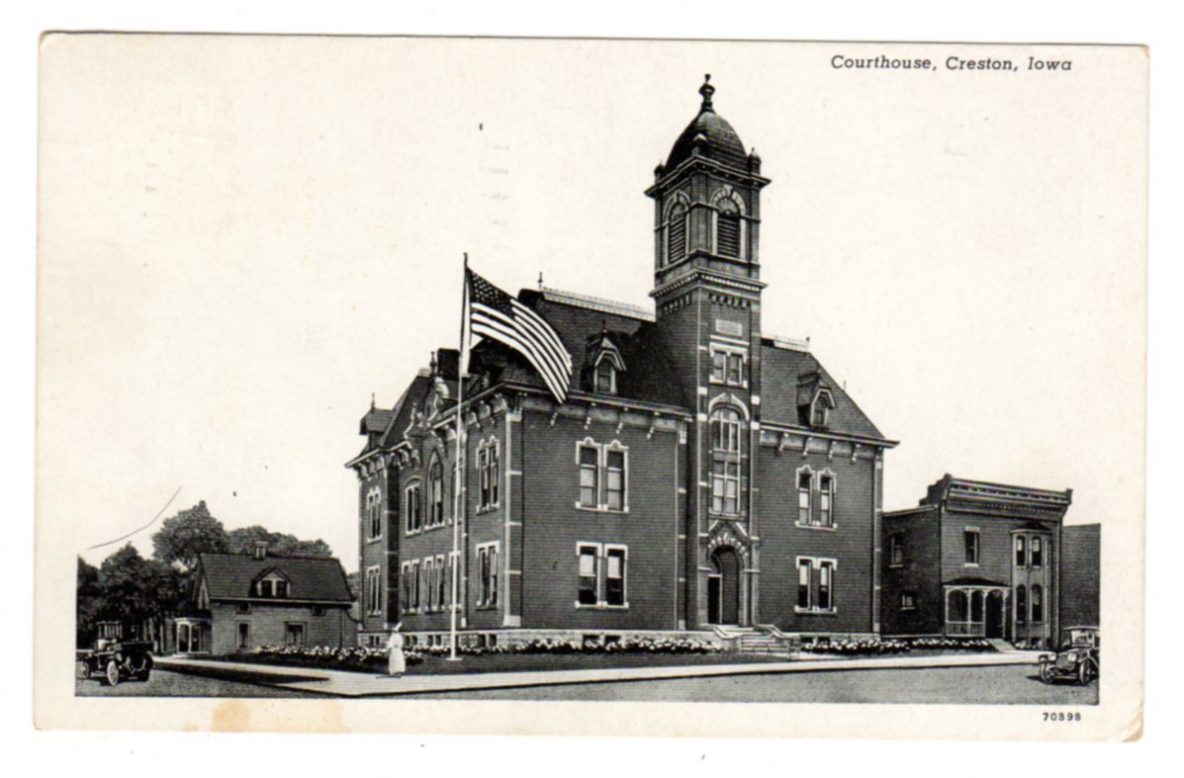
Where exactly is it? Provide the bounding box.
[210,698,348,733]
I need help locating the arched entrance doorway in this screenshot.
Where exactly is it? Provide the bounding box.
[707,547,741,625]
[986,590,1007,639]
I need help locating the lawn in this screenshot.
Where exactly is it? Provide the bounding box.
[207,649,797,676]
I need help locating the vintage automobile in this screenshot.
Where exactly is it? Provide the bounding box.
[1038,625,1099,685]
[76,621,154,686]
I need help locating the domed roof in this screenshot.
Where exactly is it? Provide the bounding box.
[665,75,749,171]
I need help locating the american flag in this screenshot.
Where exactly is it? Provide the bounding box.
[468,268,572,404]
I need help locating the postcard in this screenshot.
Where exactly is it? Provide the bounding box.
[36,34,1145,739]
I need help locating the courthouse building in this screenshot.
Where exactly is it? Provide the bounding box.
[346,77,898,648]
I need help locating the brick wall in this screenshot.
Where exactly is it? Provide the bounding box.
[1060,524,1100,627]
[755,446,878,633]
[881,508,943,635]
[519,408,684,631]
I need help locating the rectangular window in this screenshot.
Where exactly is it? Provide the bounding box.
[711,351,727,383]
[889,533,905,566]
[437,554,447,611]
[727,353,744,385]
[1031,585,1044,623]
[1031,537,1043,567]
[818,562,834,611]
[366,566,381,616]
[711,460,740,515]
[901,592,916,610]
[259,579,273,598]
[237,622,250,650]
[798,472,812,525]
[411,560,420,612]
[284,623,305,648]
[605,547,626,607]
[605,449,625,511]
[797,560,812,609]
[367,489,382,540]
[1015,536,1027,567]
[477,544,498,607]
[964,530,980,565]
[428,558,442,611]
[274,579,288,598]
[578,545,599,605]
[578,446,599,508]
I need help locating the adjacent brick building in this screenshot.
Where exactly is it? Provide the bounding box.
[174,544,354,655]
[1060,523,1100,629]
[347,77,898,649]
[881,475,1073,647]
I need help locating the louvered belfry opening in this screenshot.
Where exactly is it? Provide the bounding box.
[716,201,741,258]
[667,204,687,264]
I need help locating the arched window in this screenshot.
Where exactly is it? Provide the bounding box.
[949,590,968,623]
[970,590,985,624]
[710,406,744,515]
[429,456,444,526]
[797,470,812,525]
[405,480,422,534]
[716,197,742,257]
[1031,584,1043,623]
[818,473,834,527]
[666,202,688,265]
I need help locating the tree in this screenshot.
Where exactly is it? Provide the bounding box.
[152,500,229,572]
[96,544,161,624]
[226,525,333,558]
[76,556,101,647]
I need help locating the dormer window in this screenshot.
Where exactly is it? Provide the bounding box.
[586,333,626,395]
[595,359,616,394]
[255,571,289,599]
[810,388,835,428]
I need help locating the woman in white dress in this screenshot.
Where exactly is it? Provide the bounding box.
[386,624,405,677]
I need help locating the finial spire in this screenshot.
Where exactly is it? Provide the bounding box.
[370,392,375,410]
[699,73,715,113]
[538,271,544,290]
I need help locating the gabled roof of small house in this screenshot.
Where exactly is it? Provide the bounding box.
[197,552,353,603]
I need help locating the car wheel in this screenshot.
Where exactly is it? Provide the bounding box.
[1077,661,1090,686]
[1039,660,1056,684]
[103,659,121,687]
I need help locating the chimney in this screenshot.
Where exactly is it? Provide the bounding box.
[253,541,268,560]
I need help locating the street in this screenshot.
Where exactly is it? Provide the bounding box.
[393,664,1099,704]
[76,669,322,698]
[77,663,1098,705]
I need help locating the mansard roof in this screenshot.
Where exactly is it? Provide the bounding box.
[758,340,886,440]
[355,288,892,455]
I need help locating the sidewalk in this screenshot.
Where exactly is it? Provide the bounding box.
[157,650,1046,698]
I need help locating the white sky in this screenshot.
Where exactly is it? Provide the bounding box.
[39,36,1145,569]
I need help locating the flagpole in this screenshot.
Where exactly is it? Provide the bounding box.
[448,253,469,662]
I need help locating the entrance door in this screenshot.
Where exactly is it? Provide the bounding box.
[986,591,1006,639]
[709,548,740,625]
[707,574,721,625]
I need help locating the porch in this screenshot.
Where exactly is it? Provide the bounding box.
[943,585,1009,639]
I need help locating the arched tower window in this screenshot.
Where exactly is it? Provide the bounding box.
[716,197,742,257]
[666,201,688,265]
[709,406,745,515]
[595,358,616,394]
